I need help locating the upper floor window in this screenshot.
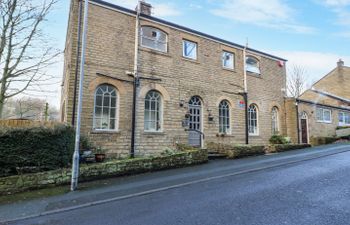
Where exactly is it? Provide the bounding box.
[141,26,167,52]
[222,51,234,69]
[246,56,260,74]
[271,107,279,134]
[338,112,350,126]
[183,40,197,60]
[248,104,258,135]
[219,100,231,134]
[144,90,162,132]
[94,84,118,130]
[316,107,332,123]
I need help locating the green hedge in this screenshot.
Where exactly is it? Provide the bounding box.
[269,135,290,144]
[310,136,338,146]
[0,125,75,177]
[273,144,311,152]
[226,145,266,159]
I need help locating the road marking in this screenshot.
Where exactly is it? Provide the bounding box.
[2,145,350,224]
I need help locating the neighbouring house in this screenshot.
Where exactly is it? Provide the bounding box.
[289,60,350,144]
[61,0,288,157]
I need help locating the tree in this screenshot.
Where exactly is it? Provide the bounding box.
[0,0,59,118]
[287,65,308,98]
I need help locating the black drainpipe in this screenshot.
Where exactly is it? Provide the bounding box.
[296,100,300,144]
[244,92,249,144]
[130,77,139,158]
[71,0,83,126]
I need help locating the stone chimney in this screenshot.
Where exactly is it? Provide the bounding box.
[136,1,152,16]
[337,59,344,68]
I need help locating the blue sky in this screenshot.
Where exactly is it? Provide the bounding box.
[39,0,350,107]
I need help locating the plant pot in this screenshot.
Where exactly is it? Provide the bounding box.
[95,153,106,162]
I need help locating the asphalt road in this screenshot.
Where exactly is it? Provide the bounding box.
[4,144,350,225]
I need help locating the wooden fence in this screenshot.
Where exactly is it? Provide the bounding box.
[0,119,61,128]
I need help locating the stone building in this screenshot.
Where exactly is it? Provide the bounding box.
[288,60,350,144]
[61,0,288,157]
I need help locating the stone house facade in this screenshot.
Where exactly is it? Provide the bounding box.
[287,60,350,144]
[61,0,288,157]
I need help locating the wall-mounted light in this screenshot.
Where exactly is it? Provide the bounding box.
[179,99,185,107]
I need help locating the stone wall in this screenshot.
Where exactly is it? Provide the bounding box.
[285,98,298,143]
[61,1,288,157]
[0,149,207,195]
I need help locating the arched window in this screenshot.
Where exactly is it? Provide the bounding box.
[219,100,230,133]
[141,26,167,52]
[248,104,258,135]
[271,107,279,134]
[144,90,162,131]
[94,84,118,130]
[246,56,260,74]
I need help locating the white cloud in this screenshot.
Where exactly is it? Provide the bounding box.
[272,50,350,83]
[317,0,350,28]
[210,0,315,34]
[152,3,181,17]
[320,0,350,7]
[109,0,181,17]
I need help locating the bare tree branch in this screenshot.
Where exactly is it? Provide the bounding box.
[286,65,308,98]
[0,0,59,118]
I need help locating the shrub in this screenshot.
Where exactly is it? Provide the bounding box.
[269,135,290,144]
[175,143,197,151]
[336,126,350,130]
[226,145,265,159]
[0,125,75,177]
[274,144,311,152]
[310,136,338,146]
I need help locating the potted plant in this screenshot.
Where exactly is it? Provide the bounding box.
[94,147,106,162]
[80,135,95,163]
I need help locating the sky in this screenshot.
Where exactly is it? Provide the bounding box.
[30,0,350,108]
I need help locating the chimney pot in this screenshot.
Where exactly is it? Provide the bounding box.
[337,59,344,68]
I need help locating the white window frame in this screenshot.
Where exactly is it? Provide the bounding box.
[222,51,234,70]
[144,90,163,132]
[246,56,261,74]
[219,100,231,134]
[248,104,259,136]
[183,40,197,60]
[140,26,168,53]
[93,84,119,131]
[338,111,350,126]
[316,107,332,123]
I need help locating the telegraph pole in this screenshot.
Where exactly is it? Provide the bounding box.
[71,0,89,191]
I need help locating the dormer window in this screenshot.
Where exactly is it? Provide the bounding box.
[141,26,167,52]
[246,56,260,74]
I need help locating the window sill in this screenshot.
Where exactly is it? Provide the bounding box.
[222,67,236,73]
[249,134,260,137]
[90,130,120,134]
[247,71,262,78]
[143,131,166,135]
[181,56,199,64]
[140,47,171,57]
[317,121,332,124]
[216,133,234,137]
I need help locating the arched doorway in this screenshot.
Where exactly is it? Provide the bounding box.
[188,96,202,147]
[300,112,309,144]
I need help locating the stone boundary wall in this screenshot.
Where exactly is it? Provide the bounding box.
[207,142,312,159]
[0,149,208,195]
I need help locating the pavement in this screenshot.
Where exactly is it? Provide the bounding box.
[1,143,350,225]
